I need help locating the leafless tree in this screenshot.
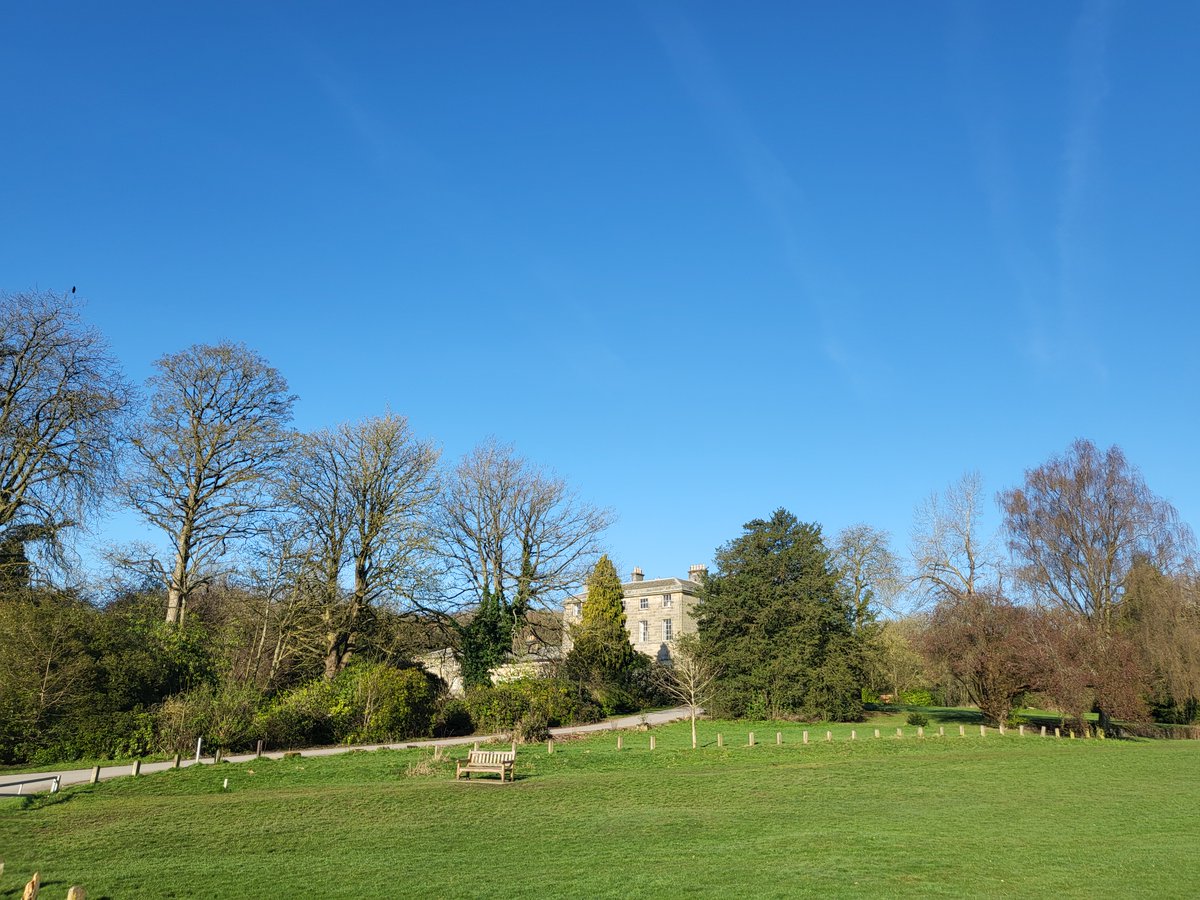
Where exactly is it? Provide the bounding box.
[911,471,1002,603]
[871,617,929,703]
[657,634,719,749]
[278,414,440,678]
[431,439,612,644]
[999,439,1193,629]
[0,291,132,582]
[833,523,904,630]
[123,342,295,625]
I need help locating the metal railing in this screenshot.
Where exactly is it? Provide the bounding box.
[0,774,61,795]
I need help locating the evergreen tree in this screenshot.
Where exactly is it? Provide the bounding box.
[697,509,865,720]
[459,589,513,688]
[564,555,647,713]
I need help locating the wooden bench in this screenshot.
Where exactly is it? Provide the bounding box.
[456,749,516,782]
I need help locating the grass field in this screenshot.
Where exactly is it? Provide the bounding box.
[2,710,1196,898]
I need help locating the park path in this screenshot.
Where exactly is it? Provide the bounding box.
[0,706,693,794]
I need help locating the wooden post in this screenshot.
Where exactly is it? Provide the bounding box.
[959,725,965,737]
[617,735,623,750]
[547,739,554,754]
[67,887,87,900]
[195,736,203,763]
[917,727,924,739]
[89,766,101,785]
[131,759,141,777]
[717,733,724,747]
[511,741,517,754]
[776,732,782,745]
[256,739,263,758]
[980,725,986,737]
[22,871,39,900]
[1070,730,1075,740]
[474,741,480,751]
[896,728,903,738]
[214,749,222,764]
[825,731,832,742]
[222,777,229,791]
[1054,727,1061,738]
[649,735,656,751]
[748,732,755,747]
[802,730,808,744]
[1041,725,1047,737]
[999,724,1006,735]
[874,728,880,739]
[850,730,856,741]
[172,753,181,769]
[938,726,944,737]
[1019,725,1025,737]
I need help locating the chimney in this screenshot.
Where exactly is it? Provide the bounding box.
[688,564,707,583]
[631,567,644,583]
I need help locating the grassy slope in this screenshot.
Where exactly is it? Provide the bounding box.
[1,712,1194,898]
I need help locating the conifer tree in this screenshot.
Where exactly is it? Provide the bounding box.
[565,555,646,712]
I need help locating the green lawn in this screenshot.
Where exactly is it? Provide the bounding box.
[2,711,1195,898]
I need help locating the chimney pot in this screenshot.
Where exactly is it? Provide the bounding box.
[688,564,707,583]
[631,567,644,582]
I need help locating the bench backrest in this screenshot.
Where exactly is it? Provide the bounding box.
[469,750,515,765]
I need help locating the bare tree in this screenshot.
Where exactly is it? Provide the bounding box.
[833,523,904,630]
[1000,439,1192,629]
[279,414,440,678]
[0,291,132,582]
[657,634,719,749]
[124,342,295,625]
[432,439,612,646]
[911,471,1002,603]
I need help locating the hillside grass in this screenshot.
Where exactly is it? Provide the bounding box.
[1,710,1195,898]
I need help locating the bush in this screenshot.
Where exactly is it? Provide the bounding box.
[156,681,261,753]
[899,689,935,707]
[255,663,439,749]
[433,698,474,738]
[344,664,438,743]
[906,712,929,727]
[466,678,599,736]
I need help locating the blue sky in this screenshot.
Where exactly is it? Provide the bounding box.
[3,1,1198,585]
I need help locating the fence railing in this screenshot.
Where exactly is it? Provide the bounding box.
[0,774,61,796]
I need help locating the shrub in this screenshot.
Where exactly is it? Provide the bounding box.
[466,678,599,735]
[899,689,934,707]
[433,698,474,737]
[344,664,438,743]
[156,681,261,753]
[254,679,342,750]
[906,712,929,727]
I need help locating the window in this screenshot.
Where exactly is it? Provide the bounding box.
[639,597,649,610]
[663,619,673,641]
[662,593,673,608]
[639,621,649,642]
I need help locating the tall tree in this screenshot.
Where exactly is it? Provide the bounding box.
[911,471,1002,603]
[833,523,903,632]
[434,439,611,663]
[1000,439,1192,628]
[563,555,645,713]
[278,414,440,679]
[0,290,132,582]
[1000,440,1193,732]
[697,509,864,721]
[125,342,295,625]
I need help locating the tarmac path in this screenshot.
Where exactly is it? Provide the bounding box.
[0,706,694,794]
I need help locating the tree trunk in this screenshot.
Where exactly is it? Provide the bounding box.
[691,708,697,749]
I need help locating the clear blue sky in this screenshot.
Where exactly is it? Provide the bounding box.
[3,1,1198,584]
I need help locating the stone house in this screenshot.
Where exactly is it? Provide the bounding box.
[562,565,707,662]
